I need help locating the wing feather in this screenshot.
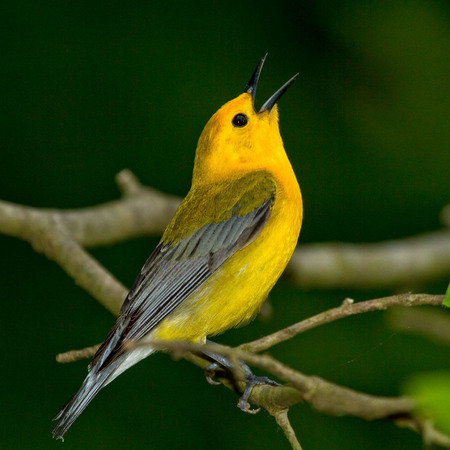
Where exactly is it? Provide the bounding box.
[110,205,271,356]
[93,172,275,371]
[53,172,276,439]
[90,193,275,369]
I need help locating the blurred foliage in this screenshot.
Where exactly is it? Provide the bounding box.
[403,370,450,436]
[1,1,449,449]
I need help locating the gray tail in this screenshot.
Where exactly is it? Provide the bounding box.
[52,314,129,440]
[52,312,154,439]
[52,367,113,440]
[52,344,154,439]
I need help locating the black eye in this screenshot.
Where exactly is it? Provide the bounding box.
[232,113,248,128]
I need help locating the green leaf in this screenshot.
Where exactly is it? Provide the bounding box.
[403,371,450,435]
[444,283,450,308]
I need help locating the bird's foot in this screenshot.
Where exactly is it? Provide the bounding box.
[204,359,280,414]
[237,373,280,414]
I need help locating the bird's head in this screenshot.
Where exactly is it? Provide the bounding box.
[193,55,298,185]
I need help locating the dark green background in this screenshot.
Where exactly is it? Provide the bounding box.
[1,1,449,449]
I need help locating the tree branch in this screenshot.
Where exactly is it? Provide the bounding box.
[56,344,101,364]
[286,230,450,289]
[396,418,450,449]
[130,339,450,448]
[57,293,445,363]
[54,292,449,448]
[28,217,127,315]
[1,170,449,290]
[386,307,450,347]
[240,294,445,353]
[0,169,180,248]
[272,409,303,450]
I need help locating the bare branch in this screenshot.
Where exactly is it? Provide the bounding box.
[56,292,445,364]
[137,339,415,420]
[0,169,180,248]
[129,339,450,448]
[57,346,98,364]
[287,230,450,289]
[240,293,445,353]
[387,307,450,347]
[272,409,303,450]
[56,344,101,364]
[396,418,450,449]
[1,170,448,290]
[31,222,128,315]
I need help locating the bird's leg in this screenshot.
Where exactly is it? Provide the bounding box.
[202,341,280,414]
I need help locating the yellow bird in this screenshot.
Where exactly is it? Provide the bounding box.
[53,54,302,439]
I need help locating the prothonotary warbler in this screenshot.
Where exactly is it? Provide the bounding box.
[52,54,302,439]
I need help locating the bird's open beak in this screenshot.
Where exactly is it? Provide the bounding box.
[245,54,298,113]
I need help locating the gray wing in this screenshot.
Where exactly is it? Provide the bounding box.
[89,195,274,370]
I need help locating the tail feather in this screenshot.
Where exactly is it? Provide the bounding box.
[52,316,128,440]
[52,367,113,440]
[52,346,154,439]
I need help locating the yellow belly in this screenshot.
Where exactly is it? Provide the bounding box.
[153,192,302,342]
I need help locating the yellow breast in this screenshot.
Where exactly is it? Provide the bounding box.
[154,170,302,342]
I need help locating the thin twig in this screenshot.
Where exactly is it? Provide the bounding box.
[272,409,303,450]
[396,417,450,449]
[55,292,445,363]
[56,344,101,363]
[240,293,445,353]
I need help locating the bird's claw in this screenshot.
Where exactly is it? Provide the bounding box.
[237,375,280,414]
[237,397,261,414]
[204,362,221,385]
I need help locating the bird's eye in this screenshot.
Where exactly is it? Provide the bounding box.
[232,113,248,128]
